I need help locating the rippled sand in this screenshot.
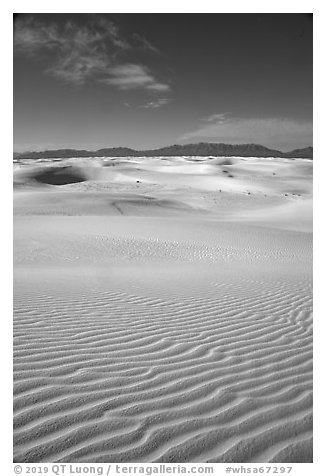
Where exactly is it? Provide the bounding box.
[13,156,313,463]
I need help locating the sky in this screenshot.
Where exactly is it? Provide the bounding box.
[13,13,313,152]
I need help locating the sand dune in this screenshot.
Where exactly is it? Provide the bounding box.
[13,156,312,463]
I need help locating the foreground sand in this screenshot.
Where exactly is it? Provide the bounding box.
[13,156,313,463]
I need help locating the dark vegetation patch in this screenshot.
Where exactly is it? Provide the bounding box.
[217,158,234,166]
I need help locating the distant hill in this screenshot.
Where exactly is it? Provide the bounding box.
[14,143,313,160]
[282,147,313,159]
[150,143,286,157]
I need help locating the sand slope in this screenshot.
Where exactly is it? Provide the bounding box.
[13,156,312,463]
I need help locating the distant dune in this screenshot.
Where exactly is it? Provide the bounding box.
[14,155,312,463]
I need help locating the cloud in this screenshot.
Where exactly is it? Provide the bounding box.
[14,17,117,84]
[48,52,109,85]
[14,17,62,52]
[132,33,160,54]
[14,16,170,93]
[100,64,170,92]
[202,113,229,123]
[141,98,171,108]
[180,115,313,151]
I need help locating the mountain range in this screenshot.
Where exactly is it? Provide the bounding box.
[14,143,313,160]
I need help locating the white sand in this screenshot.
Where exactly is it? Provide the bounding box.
[13,156,312,463]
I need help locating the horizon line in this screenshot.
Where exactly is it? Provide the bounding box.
[14,141,313,155]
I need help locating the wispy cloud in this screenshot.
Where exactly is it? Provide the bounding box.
[202,113,229,123]
[14,15,170,94]
[180,115,313,151]
[100,64,170,92]
[132,33,160,54]
[141,98,171,108]
[48,52,109,85]
[14,16,62,52]
[14,17,119,85]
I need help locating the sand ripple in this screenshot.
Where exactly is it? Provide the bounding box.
[14,272,312,463]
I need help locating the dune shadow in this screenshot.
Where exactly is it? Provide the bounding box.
[32,166,87,185]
